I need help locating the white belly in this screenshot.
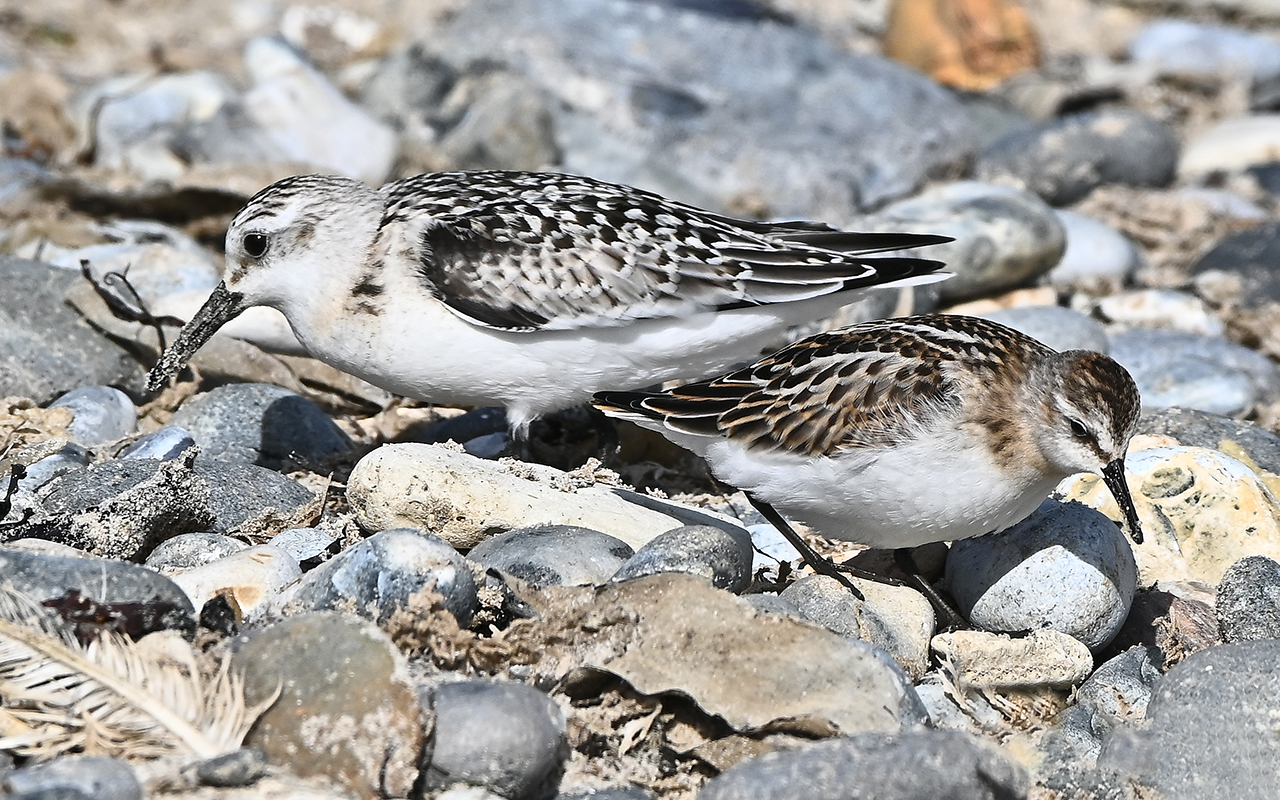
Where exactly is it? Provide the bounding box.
[701,428,1064,549]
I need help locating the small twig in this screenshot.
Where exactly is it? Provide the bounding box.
[79,259,184,349]
[0,464,30,529]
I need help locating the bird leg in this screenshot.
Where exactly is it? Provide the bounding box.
[892,548,967,632]
[746,493,912,600]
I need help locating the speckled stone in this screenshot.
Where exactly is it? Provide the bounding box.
[469,525,634,588]
[1216,555,1280,642]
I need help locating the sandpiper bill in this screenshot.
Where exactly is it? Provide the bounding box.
[146,171,949,432]
[593,314,1143,596]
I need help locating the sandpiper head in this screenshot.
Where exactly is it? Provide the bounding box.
[145,174,382,392]
[1031,349,1144,543]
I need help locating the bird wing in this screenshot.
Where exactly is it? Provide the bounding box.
[594,316,1046,456]
[382,172,949,332]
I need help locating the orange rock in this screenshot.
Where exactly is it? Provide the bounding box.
[883,0,1040,91]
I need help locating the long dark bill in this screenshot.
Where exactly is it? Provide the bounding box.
[1102,459,1143,545]
[144,281,247,393]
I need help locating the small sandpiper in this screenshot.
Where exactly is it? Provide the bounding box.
[593,314,1143,597]
[146,171,950,433]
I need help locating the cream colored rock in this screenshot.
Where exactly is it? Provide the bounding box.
[347,443,747,550]
[1059,445,1280,586]
[1179,115,1280,177]
[168,544,301,618]
[931,629,1093,689]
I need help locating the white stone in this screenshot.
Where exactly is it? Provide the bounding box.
[168,544,302,619]
[1179,115,1280,176]
[1129,19,1280,83]
[1047,210,1141,291]
[346,443,748,550]
[1096,289,1226,336]
[243,37,397,185]
[946,498,1136,651]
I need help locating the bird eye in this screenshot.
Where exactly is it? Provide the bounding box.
[1068,419,1091,439]
[242,232,269,258]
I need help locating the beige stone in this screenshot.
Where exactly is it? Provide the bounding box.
[168,544,301,619]
[347,443,747,550]
[931,629,1093,689]
[1059,445,1280,586]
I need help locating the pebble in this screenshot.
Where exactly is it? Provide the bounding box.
[976,108,1179,205]
[347,443,745,550]
[747,523,802,575]
[1188,219,1280,310]
[976,305,1110,353]
[556,790,655,800]
[611,524,754,593]
[468,524,633,589]
[194,747,267,788]
[1098,640,1280,799]
[1179,114,1280,176]
[419,679,569,800]
[242,37,397,184]
[741,593,804,617]
[1096,289,1226,336]
[278,528,478,626]
[270,525,341,565]
[168,382,352,470]
[0,546,192,620]
[144,531,248,573]
[1107,328,1280,414]
[1061,445,1280,586]
[862,181,1065,303]
[169,544,301,620]
[946,499,1136,651]
[195,459,316,533]
[118,425,195,460]
[235,612,424,800]
[1046,210,1141,292]
[1215,555,1280,642]
[431,0,972,219]
[697,729,1028,800]
[779,575,935,681]
[930,629,1095,689]
[0,260,145,404]
[1129,20,1280,86]
[409,407,509,446]
[14,441,90,492]
[2,756,141,800]
[49,386,137,448]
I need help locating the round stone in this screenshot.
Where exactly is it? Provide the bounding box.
[468,525,635,588]
[977,305,1109,354]
[611,524,754,592]
[1108,328,1280,415]
[1216,555,1280,642]
[119,426,195,460]
[49,386,137,448]
[946,498,1136,651]
[145,532,248,574]
[420,679,569,800]
[1046,210,1140,293]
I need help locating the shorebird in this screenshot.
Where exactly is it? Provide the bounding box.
[146,171,950,433]
[594,314,1143,599]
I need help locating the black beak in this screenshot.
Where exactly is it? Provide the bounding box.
[1102,458,1143,545]
[145,281,247,393]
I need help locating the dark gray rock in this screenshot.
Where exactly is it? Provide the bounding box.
[0,257,146,404]
[419,679,569,800]
[1216,555,1280,642]
[49,386,137,448]
[168,382,352,470]
[1109,328,1280,415]
[1099,640,1280,800]
[1188,220,1280,309]
[976,109,1179,206]
[611,524,753,592]
[144,531,248,573]
[407,406,508,445]
[427,0,973,219]
[946,499,1136,651]
[281,528,478,626]
[0,547,194,632]
[978,306,1110,354]
[6,789,94,800]
[2,756,142,800]
[195,747,267,788]
[234,612,423,799]
[468,525,635,588]
[20,456,313,556]
[1137,407,1280,475]
[698,729,1028,800]
[119,425,195,460]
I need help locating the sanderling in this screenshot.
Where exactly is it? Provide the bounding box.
[146,172,949,432]
[593,314,1143,596]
